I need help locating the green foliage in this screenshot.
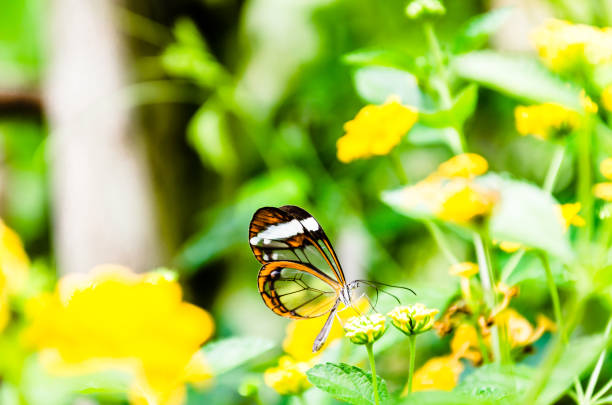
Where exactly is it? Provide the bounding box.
[418,84,479,128]
[452,8,513,54]
[352,66,425,107]
[203,336,275,375]
[306,362,389,405]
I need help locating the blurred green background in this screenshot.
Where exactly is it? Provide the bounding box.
[2,0,612,403]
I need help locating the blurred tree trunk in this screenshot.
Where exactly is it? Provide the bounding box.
[44,0,163,274]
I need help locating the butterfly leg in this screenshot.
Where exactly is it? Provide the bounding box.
[312,301,339,352]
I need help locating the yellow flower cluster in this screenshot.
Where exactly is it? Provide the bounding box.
[398,153,497,224]
[343,313,387,345]
[514,103,580,140]
[0,219,30,332]
[557,202,585,231]
[449,262,479,278]
[387,304,438,336]
[532,19,612,72]
[495,309,556,348]
[337,96,418,163]
[595,158,612,201]
[411,354,463,392]
[264,356,313,396]
[24,265,214,405]
[602,85,612,112]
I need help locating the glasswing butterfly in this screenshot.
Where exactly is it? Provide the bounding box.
[249,205,414,352]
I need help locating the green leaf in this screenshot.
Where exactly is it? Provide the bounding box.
[477,173,573,263]
[452,51,581,109]
[187,100,238,175]
[399,391,497,405]
[352,66,425,108]
[202,336,275,375]
[453,8,514,54]
[343,49,419,73]
[306,362,389,405]
[418,84,479,128]
[406,124,450,146]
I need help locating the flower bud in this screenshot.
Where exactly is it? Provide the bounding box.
[343,314,386,345]
[263,356,312,396]
[405,0,446,19]
[387,304,439,336]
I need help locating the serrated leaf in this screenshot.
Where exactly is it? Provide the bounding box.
[418,84,479,128]
[477,173,573,263]
[452,51,581,109]
[453,8,514,53]
[202,336,275,375]
[307,362,388,405]
[352,66,425,107]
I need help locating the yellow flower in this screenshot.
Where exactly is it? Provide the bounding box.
[412,354,463,392]
[0,271,8,333]
[450,324,482,364]
[436,182,497,224]
[594,183,612,201]
[580,90,598,114]
[388,304,438,336]
[449,262,478,278]
[600,158,612,180]
[495,308,555,347]
[343,314,386,345]
[264,356,312,396]
[436,153,488,179]
[514,103,580,140]
[337,96,418,163]
[24,265,215,405]
[532,19,612,72]
[0,219,30,294]
[602,85,612,112]
[495,240,523,253]
[283,300,367,361]
[557,202,585,231]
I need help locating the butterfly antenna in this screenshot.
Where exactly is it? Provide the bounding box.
[357,280,401,305]
[356,280,416,296]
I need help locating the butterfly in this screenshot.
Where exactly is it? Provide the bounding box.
[249,205,363,352]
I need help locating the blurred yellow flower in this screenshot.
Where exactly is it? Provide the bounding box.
[580,90,598,114]
[337,96,418,163]
[594,183,612,201]
[532,19,612,72]
[388,304,438,336]
[344,314,386,345]
[601,158,612,180]
[24,265,214,405]
[514,103,580,140]
[436,153,488,179]
[283,301,366,361]
[264,355,312,396]
[436,182,496,224]
[602,85,612,112]
[0,271,8,333]
[495,308,555,347]
[450,324,482,364]
[412,354,463,392]
[495,240,523,253]
[449,262,478,278]
[0,219,30,294]
[557,202,585,231]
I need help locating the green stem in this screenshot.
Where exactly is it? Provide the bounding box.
[422,21,466,154]
[577,121,594,254]
[543,144,566,193]
[538,252,564,341]
[366,343,380,405]
[401,335,417,397]
[585,319,612,401]
[424,220,459,264]
[389,152,409,185]
[473,231,502,362]
[500,248,526,284]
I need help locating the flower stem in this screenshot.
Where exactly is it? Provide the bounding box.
[538,252,564,341]
[366,343,380,405]
[401,335,417,397]
[389,152,409,185]
[422,21,466,154]
[424,220,459,264]
[543,144,565,193]
[473,231,502,362]
[577,120,594,254]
